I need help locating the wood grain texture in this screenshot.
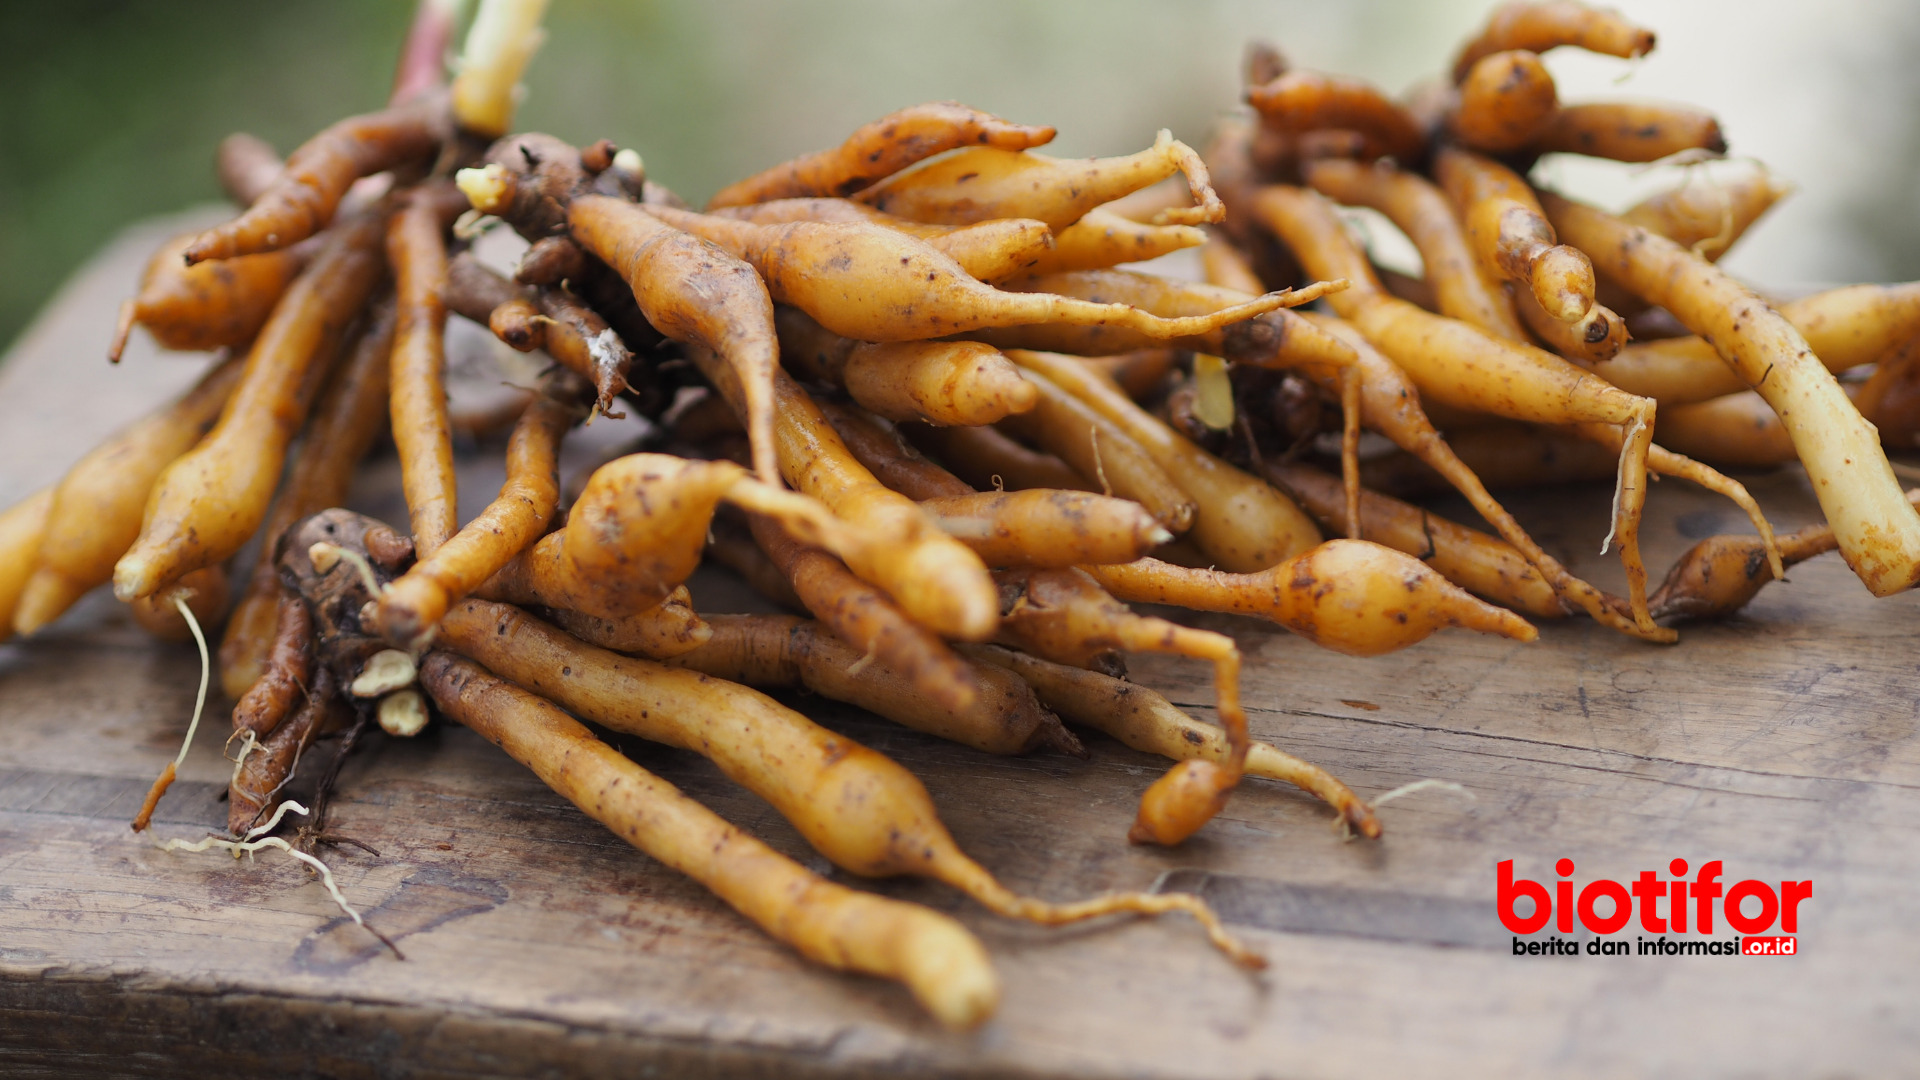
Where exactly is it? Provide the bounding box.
[0,221,1914,1078]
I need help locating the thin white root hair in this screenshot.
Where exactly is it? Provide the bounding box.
[159,831,367,930]
[225,729,260,789]
[170,596,211,771]
[309,541,387,597]
[1610,55,1644,85]
[242,799,312,842]
[282,846,367,928]
[452,209,500,240]
[257,735,312,811]
[1600,412,1648,556]
[1370,778,1474,808]
[128,599,213,832]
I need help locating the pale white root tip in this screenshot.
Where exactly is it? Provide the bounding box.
[310,542,386,598]
[378,689,430,738]
[309,543,342,574]
[352,650,419,698]
[455,165,515,216]
[1192,353,1235,431]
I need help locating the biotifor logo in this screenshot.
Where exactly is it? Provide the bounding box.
[1499,859,1810,957]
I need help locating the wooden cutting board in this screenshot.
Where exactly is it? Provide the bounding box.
[0,215,1913,1078]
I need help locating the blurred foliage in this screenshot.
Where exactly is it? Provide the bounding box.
[0,1,410,353]
[5,0,1916,357]
[1,0,1452,355]
[1839,3,1920,282]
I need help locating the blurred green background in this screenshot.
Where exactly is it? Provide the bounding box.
[3,0,1916,355]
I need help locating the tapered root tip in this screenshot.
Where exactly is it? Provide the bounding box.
[1532,247,1595,323]
[1001,373,1040,416]
[1038,718,1089,759]
[112,554,160,603]
[1150,892,1267,970]
[1458,599,1538,643]
[10,572,80,637]
[1015,124,1058,148]
[947,587,1003,644]
[901,923,1001,1030]
[1345,800,1382,840]
[1402,549,1538,643]
[179,230,226,266]
[109,299,137,363]
[1277,278,1350,307]
[1217,931,1269,971]
[131,761,175,833]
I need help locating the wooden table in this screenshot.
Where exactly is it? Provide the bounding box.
[0,216,1913,1078]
